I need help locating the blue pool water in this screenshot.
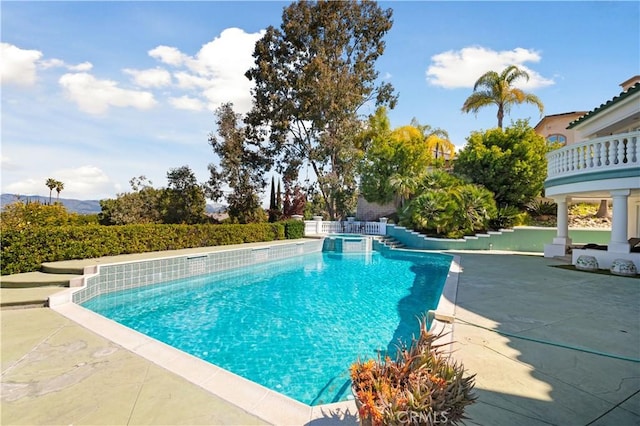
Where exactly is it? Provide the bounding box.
[82,249,451,405]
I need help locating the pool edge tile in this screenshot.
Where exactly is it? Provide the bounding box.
[48,241,461,425]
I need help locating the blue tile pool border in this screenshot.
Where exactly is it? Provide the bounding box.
[69,239,323,305]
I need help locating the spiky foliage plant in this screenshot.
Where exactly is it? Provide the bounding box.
[350,317,476,425]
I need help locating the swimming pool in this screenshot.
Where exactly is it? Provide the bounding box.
[81,248,452,405]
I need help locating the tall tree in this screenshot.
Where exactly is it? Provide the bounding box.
[98,176,162,225]
[54,180,64,201]
[276,179,282,213]
[411,117,455,166]
[359,109,432,207]
[269,176,277,210]
[245,0,396,220]
[268,176,279,222]
[208,103,267,223]
[45,178,57,204]
[162,166,206,224]
[461,65,544,128]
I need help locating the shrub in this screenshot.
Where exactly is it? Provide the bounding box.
[488,205,521,230]
[350,316,476,425]
[0,201,91,229]
[526,200,557,217]
[453,120,547,208]
[283,219,305,239]
[400,174,496,238]
[1,223,286,275]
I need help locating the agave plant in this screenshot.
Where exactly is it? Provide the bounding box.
[350,316,476,426]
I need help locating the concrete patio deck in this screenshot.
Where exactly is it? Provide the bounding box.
[1,249,639,425]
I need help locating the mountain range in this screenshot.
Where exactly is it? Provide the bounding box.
[1,194,226,215]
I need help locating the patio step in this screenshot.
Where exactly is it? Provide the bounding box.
[0,271,79,288]
[377,236,406,249]
[0,286,66,309]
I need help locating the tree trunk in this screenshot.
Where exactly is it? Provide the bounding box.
[595,199,610,218]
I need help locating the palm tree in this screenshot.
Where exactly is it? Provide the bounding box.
[45,178,57,204]
[389,173,418,209]
[462,65,544,128]
[54,180,64,201]
[425,135,456,164]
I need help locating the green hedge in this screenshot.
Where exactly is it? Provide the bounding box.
[1,223,289,275]
[283,219,305,239]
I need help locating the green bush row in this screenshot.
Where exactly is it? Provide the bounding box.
[1,221,307,275]
[283,219,305,239]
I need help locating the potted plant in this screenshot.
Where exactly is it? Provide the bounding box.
[350,316,476,425]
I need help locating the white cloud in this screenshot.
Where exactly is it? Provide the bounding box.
[40,58,93,72]
[426,46,554,90]
[149,45,188,66]
[39,58,65,69]
[169,95,206,111]
[123,67,171,88]
[68,61,93,72]
[59,72,157,115]
[1,155,19,172]
[5,165,116,199]
[174,71,211,89]
[150,27,265,113]
[4,178,44,196]
[0,43,42,86]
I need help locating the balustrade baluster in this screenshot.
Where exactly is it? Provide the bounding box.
[596,142,602,167]
[570,148,575,171]
[622,138,629,164]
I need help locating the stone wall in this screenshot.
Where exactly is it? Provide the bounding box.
[355,195,396,221]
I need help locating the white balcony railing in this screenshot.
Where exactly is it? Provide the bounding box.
[546,131,639,180]
[304,219,387,236]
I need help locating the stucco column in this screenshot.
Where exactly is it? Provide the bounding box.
[379,217,388,235]
[313,215,323,235]
[609,190,631,253]
[552,196,572,246]
[544,196,572,258]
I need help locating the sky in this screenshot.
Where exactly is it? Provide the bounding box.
[1,1,639,203]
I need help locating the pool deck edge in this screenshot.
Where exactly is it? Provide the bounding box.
[45,242,460,425]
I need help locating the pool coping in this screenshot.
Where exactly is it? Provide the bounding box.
[48,242,461,425]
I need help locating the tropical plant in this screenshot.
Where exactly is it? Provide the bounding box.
[359,109,432,207]
[454,184,498,234]
[425,134,456,167]
[488,205,521,230]
[45,178,58,204]
[54,180,64,201]
[350,316,476,426]
[245,0,396,220]
[461,65,544,128]
[401,171,497,238]
[401,190,454,236]
[526,199,557,217]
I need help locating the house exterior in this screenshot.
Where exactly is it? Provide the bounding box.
[534,111,588,146]
[543,76,640,271]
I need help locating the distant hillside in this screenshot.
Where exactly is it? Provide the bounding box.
[1,194,226,215]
